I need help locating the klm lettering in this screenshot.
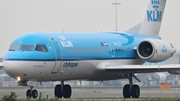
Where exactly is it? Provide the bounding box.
[162,48,167,52]
[60,41,73,47]
[162,45,167,52]
[147,10,162,22]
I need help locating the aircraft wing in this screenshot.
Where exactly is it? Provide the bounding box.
[104,64,180,74]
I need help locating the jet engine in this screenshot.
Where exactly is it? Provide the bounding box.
[151,73,168,81]
[137,39,176,62]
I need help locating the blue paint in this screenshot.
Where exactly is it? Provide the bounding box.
[147,10,162,22]
[162,45,167,52]
[147,0,162,22]
[151,0,160,9]
[4,32,160,61]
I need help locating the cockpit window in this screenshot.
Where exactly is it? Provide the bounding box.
[9,44,19,51]
[35,45,43,52]
[20,45,34,51]
[42,45,48,52]
[35,44,48,52]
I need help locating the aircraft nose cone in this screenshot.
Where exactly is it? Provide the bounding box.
[3,60,27,79]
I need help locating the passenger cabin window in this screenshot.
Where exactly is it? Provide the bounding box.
[9,44,19,51]
[20,45,34,51]
[35,44,48,52]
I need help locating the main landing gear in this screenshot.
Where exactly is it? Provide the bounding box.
[25,81,71,99]
[54,81,72,98]
[26,86,38,98]
[123,74,140,98]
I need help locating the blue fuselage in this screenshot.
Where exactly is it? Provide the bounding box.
[3,32,160,81]
[4,32,160,61]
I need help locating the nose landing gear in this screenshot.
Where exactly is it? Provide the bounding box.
[26,86,38,98]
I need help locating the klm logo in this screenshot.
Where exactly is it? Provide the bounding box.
[147,10,162,22]
[147,0,162,22]
[162,45,167,52]
[60,40,73,47]
[151,0,160,9]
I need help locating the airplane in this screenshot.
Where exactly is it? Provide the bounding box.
[2,0,180,99]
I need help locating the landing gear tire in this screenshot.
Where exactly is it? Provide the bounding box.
[54,84,72,98]
[26,86,38,99]
[32,89,38,98]
[63,85,72,98]
[123,84,131,98]
[123,84,140,98]
[26,89,32,98]
[55,84,63,98]
[131,85,140,98]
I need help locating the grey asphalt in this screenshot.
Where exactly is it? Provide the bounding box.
[0,87,180,99]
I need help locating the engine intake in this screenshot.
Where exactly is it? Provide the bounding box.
[138,41,153,57]
[137,39,176,62]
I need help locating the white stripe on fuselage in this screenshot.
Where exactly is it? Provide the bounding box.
[3,59,143,81]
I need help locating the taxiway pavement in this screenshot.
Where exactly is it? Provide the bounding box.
[0,87,179,99]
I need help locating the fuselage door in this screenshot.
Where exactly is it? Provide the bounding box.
[109,43,115,57]
[49,38,62,74]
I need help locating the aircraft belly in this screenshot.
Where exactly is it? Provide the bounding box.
[5,59,143,81]
[57,61,95,80]
[25,61,54,80]
[24,60,95,81]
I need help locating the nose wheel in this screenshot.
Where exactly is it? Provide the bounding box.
[26,86,38,98]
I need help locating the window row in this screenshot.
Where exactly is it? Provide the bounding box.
[9,44,48,52]
[67,47,133,53]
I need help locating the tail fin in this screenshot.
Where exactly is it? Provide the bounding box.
[125,0,167,36]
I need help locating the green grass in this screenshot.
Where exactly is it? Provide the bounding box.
[1,92,180,101]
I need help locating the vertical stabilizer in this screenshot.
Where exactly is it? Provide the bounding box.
[125,0,167,36]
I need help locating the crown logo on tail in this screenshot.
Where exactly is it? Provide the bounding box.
[151,0,160,9]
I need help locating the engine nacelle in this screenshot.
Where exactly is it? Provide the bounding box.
[137,39,176,62]
[151,73,167,81]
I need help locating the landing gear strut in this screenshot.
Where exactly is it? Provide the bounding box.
[26,86,38,98]
[123,74,140,98]
[54,81,72,98]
